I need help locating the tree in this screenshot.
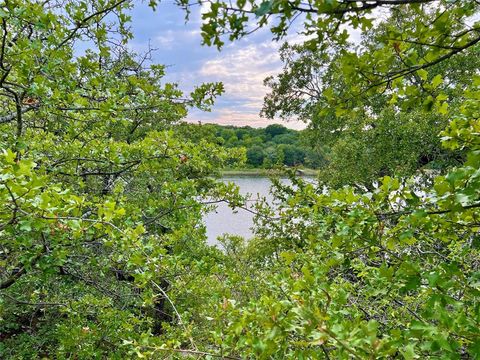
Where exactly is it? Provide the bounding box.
[265,123,288,138]
[0,1,237,357]
[262,37,476,186]
[271,132,297,145]
[278,144,304,166]
[208,124,320,169]
[2,1,480,358]
[215,3,476,185]
[159,1,480,358]
[176,0,479,122]
[246,145,265,166]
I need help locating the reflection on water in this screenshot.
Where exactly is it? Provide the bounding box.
[204,176,314,245]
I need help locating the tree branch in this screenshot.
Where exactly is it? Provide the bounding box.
[0,104,37,124]
[54,0,130,51]
[1,293,67,307]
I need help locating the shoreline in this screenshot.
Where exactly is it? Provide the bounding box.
[220,168,319,177]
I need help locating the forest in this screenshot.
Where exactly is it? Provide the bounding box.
[177,123,324,169]
[1,0,480,359]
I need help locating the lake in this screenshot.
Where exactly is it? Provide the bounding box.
[204,176,315,245]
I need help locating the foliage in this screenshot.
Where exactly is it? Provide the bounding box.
[168,78,480,358]
[0,1,238,358]
[156,1,480,358]
[150,89,480,359]
[176,122,324,169]
[262,37,476,187]
[171,0,480,186]
[1,0,480,359]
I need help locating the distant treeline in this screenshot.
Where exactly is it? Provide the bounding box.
[176,123,324,168]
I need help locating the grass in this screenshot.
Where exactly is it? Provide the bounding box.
[221,168,318,177]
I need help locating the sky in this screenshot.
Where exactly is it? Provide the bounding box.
[128,2,306,129]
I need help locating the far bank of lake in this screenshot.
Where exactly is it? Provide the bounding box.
[221,168,318,177]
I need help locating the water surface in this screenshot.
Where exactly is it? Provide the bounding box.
[204,176,315,245]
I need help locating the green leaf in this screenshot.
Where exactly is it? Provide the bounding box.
[255,1,272,17]
[432,74,443,88]
[417,69,428,80]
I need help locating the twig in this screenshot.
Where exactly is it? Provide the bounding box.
[151,280,197,350]
[1,293,67,307]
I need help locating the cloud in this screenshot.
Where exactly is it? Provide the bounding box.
[185,40,285,125]
[129,2,310,129]
[187,108,306,129]
[155,31,175,49]
[153,28,202,50]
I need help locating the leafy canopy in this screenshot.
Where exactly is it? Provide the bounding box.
[0,1,241,357]
[1,0,480,359]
